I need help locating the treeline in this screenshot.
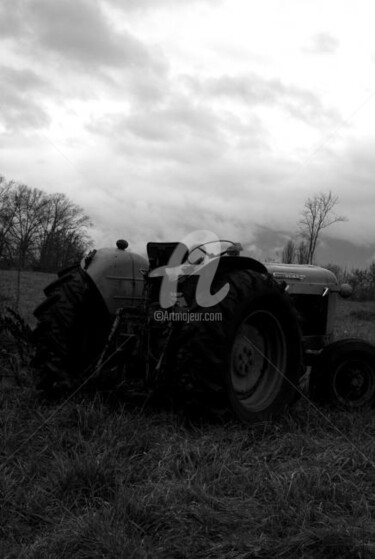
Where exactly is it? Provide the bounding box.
[0,176,92,272]
[325,263,375,301]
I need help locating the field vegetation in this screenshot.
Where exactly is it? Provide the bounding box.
[1,270,375,558]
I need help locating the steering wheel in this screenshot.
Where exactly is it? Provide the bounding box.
[187,240,241,264]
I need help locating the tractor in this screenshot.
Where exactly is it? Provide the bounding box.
[31,238,375,423]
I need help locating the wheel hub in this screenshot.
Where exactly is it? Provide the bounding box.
[230,310,287,412]
[350,370,364,389]
[334,360,374,405]
[233,340,254,376]
[232,327,265,394]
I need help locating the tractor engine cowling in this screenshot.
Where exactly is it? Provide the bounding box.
[265,262,349,350]
[81,240,148,315]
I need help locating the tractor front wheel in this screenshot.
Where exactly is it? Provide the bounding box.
[309,339,375,408]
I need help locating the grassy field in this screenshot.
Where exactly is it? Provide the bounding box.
[1,270,375,558]
[334,298,375,344]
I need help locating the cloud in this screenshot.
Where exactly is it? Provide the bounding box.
[0,0,169,126]
[0,66,51,131]
[0,0,167,84]
[0,66,47,91]
[126,100,218,144]
[26,0,159,71]
[0,0,373,271]
[87,87,271,185]
[304,33,339,54]
[187,74,342,128]
[104,0,220,13]
[0,0,24,38]
[80,106,375,264]
[82,90,300,253]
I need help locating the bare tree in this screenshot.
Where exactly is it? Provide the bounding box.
[281,238,310,264]
[299,191,347,264]
[281,239,296,264]
[0,178,93,272]
[7,184,49,270]
[0,177,17,263]
[36,192,92,271]
[296,240,309,264]
[4,184,49,308]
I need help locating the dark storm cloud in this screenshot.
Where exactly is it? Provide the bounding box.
[0,66,51,130]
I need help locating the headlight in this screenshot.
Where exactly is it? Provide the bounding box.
[339,283,352,298]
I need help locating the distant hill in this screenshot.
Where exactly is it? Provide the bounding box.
[243,225,375,270]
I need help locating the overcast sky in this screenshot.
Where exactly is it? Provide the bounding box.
[1,0,375,267]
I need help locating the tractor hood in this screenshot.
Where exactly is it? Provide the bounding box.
[264,262,340,296]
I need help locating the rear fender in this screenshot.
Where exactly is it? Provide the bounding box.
[175,256,268,307]
[214,256,268,276]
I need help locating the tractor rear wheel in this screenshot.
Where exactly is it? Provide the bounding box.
[32,266,111,396]
[167,269,303,423]
[309,339,375,408]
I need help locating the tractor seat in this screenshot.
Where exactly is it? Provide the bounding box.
[147,242,189,270]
